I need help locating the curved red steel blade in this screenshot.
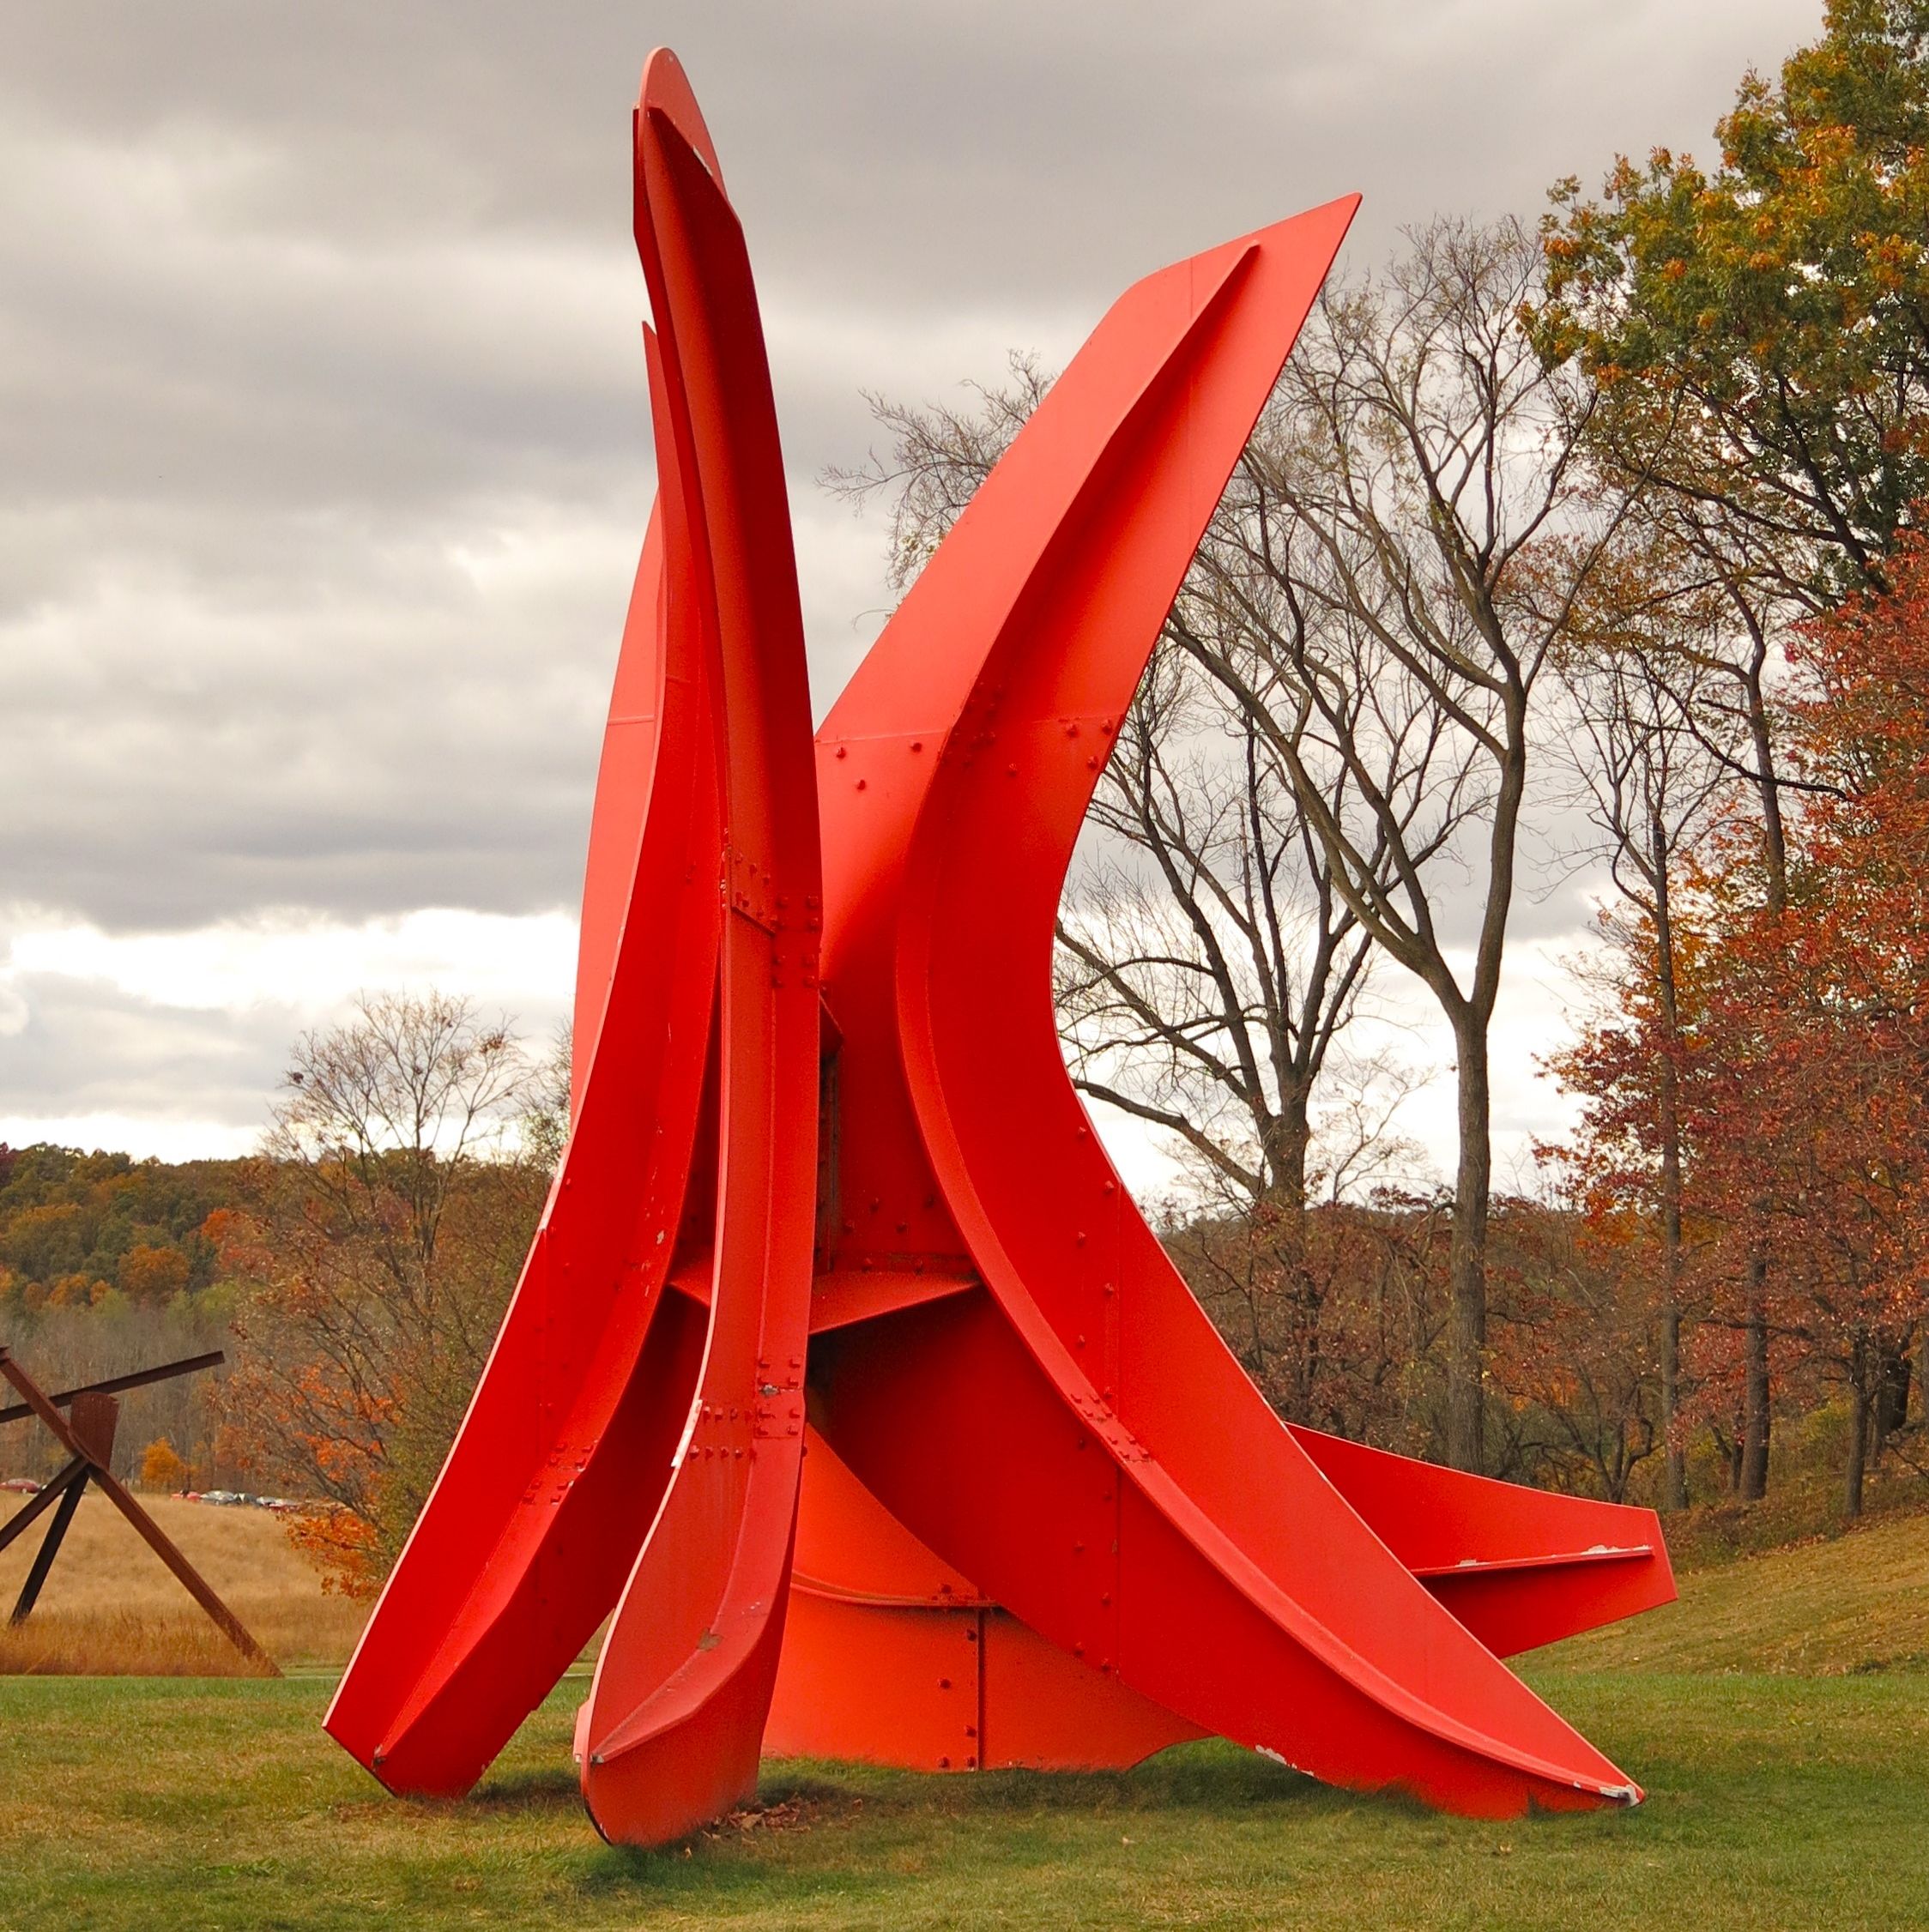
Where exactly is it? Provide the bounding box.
[768,1426,1202,1772]
[324,325,722,1796]
[1285,1425,1674,1658]
[573,51,821,1845]
[769,1419,1671,1772]
[810,200,1649,1816]
[770,1420,1670,1768]
[571,510,663,1126]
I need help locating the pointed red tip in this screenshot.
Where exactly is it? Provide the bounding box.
[638,47,726,190]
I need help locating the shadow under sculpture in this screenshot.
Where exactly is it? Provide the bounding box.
[324,47,1676,1846]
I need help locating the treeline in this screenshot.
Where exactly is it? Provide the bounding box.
[1170,1193,1675,1508]
[0,1143,239,1313]
[0,1145,247,1487]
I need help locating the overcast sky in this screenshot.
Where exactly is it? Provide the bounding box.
[0,0,1823,1187]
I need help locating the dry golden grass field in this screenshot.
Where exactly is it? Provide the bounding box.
[9,1484,1927,1680]
[0,1490,363,1674]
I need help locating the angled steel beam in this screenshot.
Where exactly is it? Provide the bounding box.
[10,1391,119,1625]
[11,1474,88,1625]
[0,1458,88,1559]
[0,1349,225,1426]
[0,1349,275,1670]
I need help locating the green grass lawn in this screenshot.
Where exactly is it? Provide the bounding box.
[3,1663,1926,1931]
[3,1508,1927,1930]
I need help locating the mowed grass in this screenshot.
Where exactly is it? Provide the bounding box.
[0,1508,1925,1930]
[3,1671,1926,1931]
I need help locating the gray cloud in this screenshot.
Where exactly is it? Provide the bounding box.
[0,0,1821,1147]
[0,968,281,1129]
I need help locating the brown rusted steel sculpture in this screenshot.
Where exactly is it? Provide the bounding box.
[327,47,1675,1844]
[0,1346,275,1669]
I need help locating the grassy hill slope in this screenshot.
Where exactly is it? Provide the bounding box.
[1551,1503,1929,1677]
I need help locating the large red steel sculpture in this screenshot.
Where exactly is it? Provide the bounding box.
[327,49,1675,1844]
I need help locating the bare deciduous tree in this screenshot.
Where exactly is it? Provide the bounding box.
[1552,577,1736,1508]
[1562,487,1822,1500]
[831,354,1436,1427]
[218,992,551,1581]
[1173,216,1634,1468]
[1053,651,1378,1212]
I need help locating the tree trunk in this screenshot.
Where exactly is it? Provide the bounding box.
[1660,1291,1684,1511]
[1747,690,1789,917]
[1740,1254,1770,1500]
[1652,819,1688,1512]
[1845,1336,1870,1520]
[1727,637,1788,915]
[1257,1100,1316,1420]
[1740,655,1778,1507]
[1445,1018,1491,1472]
[1872,1341,1911,1464]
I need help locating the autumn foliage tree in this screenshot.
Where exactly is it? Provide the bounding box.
[139,1436,190,1493]
[1527,1,1929,1511]
[1756,524,1929,1503]
[1536,0,1929,604]
[214,993,556,1591]
[1553,526,1929,1514]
